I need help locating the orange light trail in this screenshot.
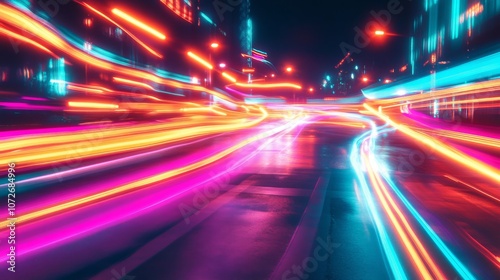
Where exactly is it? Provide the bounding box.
[187,51,213,70]
[0,26,59,59]
[111,8,166,40]
[113,77,155,90]
[364,103,500,184]
[221,72,237,83]
[76,1,163,58]
[0,4,239,104]
[362,149,446,279]
[0,108,304,228]
[234,82,302,90]
[67,84,104,94]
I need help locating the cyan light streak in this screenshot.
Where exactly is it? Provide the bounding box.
[370,128,477,280]
[362,49,500,99]
[200,12,215,26]
[350,122,408,280]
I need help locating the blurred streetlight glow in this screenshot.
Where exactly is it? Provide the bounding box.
[210,42,219,49]
[286,66,293,73]
[374,30,385,36]
[219,63,226,68]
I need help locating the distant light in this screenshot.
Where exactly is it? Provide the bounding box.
[286,66,293,73]
[355,65,359,70]
[84,18,93,28]
[384,79,392,84]
[308,87,314,93]
[271,73,275,78]
[219,63,226,68]
[375,30,385,36]
[351,73,355,80]
[192,77,200,84]
[362,77,369,82]
[326,75,331,81]
[210,42,219,49]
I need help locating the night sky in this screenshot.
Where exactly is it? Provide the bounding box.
[251,0,416,84]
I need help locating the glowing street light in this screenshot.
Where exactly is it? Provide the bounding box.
[210,42,219,49]
[374,30,385,36]
[219,63,226,68]
[286,66,293,73]
[362,77,369,82]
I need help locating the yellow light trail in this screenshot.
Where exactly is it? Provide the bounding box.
[0,110,307,228]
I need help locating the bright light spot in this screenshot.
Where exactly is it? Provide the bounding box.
[351,73,355,80]
[384,79,392,84]
[219,63,226,68]
[375,30,385,36]
[286,67,293,73]
[396,89,406,96]
[84,41,92,51]
[362,77,369,82]
[192,77,200,84]
[210,42,219,49]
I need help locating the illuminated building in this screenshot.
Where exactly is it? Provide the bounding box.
[410,0,500,75]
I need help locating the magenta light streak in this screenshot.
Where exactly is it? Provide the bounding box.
[0,102,60,111]
[0,121,137,141]
[4,119,302,262]
[21,96,49,101]
[6,119,296,218]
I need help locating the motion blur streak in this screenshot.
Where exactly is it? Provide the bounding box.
[68,101,119,109]
[111,8,167,40]
[234,82,302,89]
[363,104,500,184]
[0,4,238,104]
[0,109,312,228]
[76,1,163,58]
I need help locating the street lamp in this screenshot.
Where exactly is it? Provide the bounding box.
[286,66,293,73]
[374,30,385,36]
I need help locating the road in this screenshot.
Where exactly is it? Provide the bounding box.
[0,104,499,280]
